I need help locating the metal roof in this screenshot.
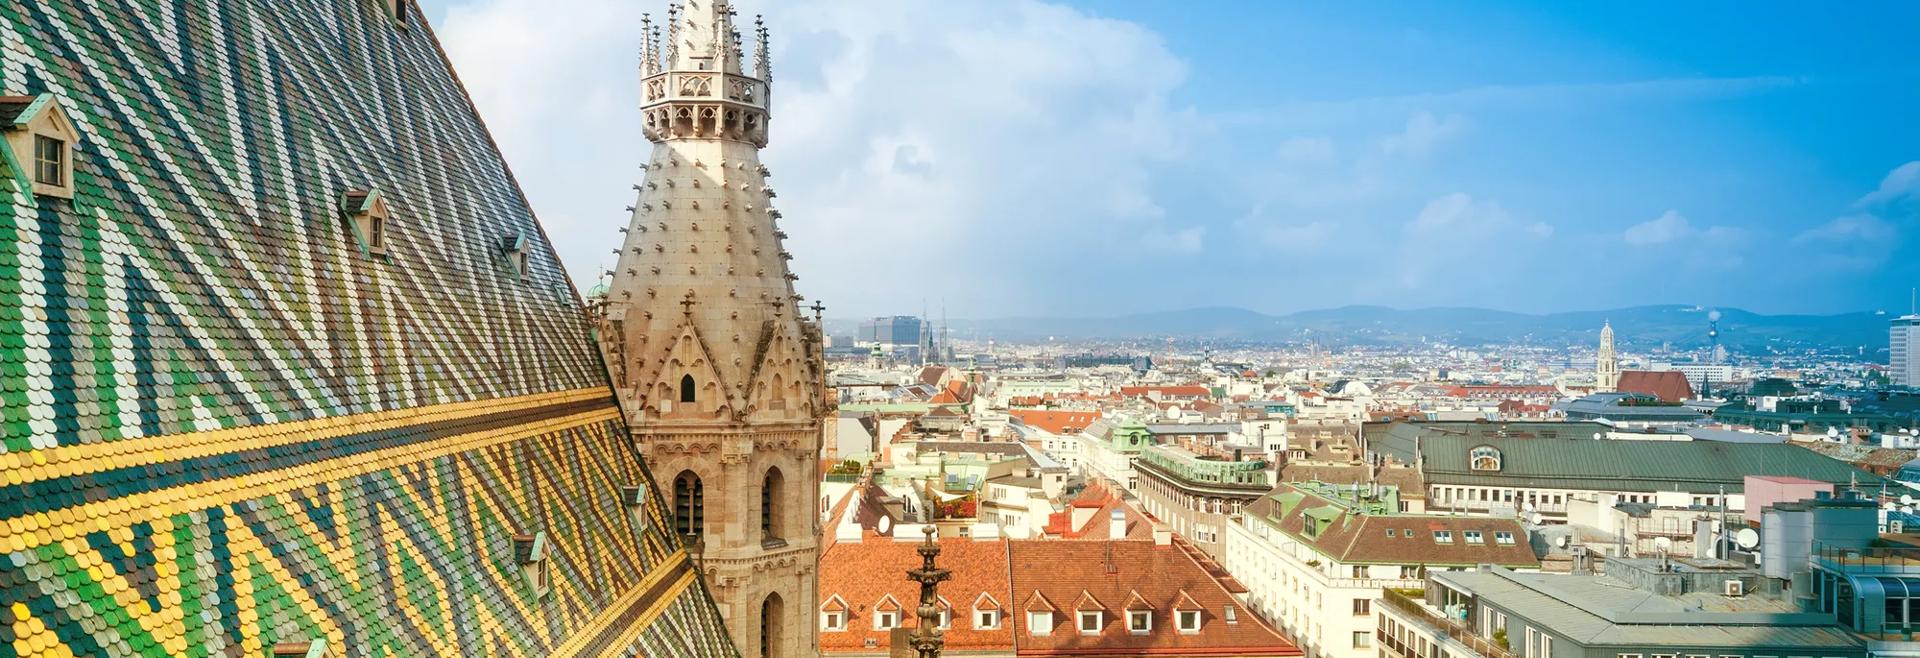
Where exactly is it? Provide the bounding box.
[1397,431,1882,494]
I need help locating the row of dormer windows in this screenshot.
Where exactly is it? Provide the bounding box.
[820,606,1211,635]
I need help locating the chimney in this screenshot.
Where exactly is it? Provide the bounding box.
[1072,505,1097,532]
[1153,526,1173,546]
[1109,509,1127,540]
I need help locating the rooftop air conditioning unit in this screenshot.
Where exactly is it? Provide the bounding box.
[1724,579,1745,597]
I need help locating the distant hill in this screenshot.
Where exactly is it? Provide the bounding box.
[917,305,1887,352]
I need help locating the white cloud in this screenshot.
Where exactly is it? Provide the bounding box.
[438,0,1193,315]
[1859,160,1920,207]
[1409,192,1549,237]
[1623,210,1690,245]
[1621,210,1741,246]
[1378,112,1469,158]
[1795,214,1895,244]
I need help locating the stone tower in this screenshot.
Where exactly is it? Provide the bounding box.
[597,2,828,656]
[1596,321,1619,392]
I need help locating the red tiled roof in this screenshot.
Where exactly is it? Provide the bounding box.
[1617,370,1694,402]
[819,538,1016,654]
[1011,408,1102,435]
[1009,540,1299,657]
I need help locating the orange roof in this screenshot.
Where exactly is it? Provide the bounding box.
[820,538,1300,657]
[1617,370,1694,402]
[1010,408,1101,435]
[819,538,1015,654]
[1009,540,1299,656]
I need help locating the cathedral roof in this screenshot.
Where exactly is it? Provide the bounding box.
[0,1,732,656]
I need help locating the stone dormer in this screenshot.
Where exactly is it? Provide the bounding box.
[0,93,79,199]
[340,188,391,256]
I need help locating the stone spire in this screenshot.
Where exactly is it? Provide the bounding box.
[670,0,744,74]
[1596,321,1619,393]
[904,526,951,658]
[595,3,824,655]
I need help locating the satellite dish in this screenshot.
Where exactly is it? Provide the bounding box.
[1829,427,1840,438]
[877,517,893,534]
[1902,494,1913,506]
[1593,432,1603,440]
[1526,511,1542,526]
[1735,528,1760,549]
[1553,535,1569,548]
[1708,309,1723,322]
[1653,537,1673,552]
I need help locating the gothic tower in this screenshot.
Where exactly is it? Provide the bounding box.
[597,2,828,656]
[1596,321,1619,392]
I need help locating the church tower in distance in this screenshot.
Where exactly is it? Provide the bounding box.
[1596,321,1619,392]
[597,2,828,656]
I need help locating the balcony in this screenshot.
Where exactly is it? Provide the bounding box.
[1378,588,1514,658]
[1814,541,1920,575]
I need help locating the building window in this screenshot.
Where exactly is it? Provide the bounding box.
[822,611,845,631]
[1029,611,1053,635]
[1470,445,1502,471]
[33,135,63,187]
[1540,632,1553,658]
[513,532,552,600]
[2,94,79,199]
[339,189,391,255]
[939,606,952,630]
[1618,654,1643,658]
[1495,531,1516,545]
[680,374,698,403]
[1177,610,1201,634]
[271,640,331,658]
[762,467,784,543]
[1435,531,1453,544]
[976,609,1000,630]
[874,611,898,630]
[1352,599,1371,616]
[1128,610,1151,634]
[1354,631,1373,648]
[1465,531,1484,544]
[1078,611,1103,635]
[761,594,784,658]
[673,471,704,540]
[499,232,530,278]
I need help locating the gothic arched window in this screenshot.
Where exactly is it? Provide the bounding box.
[674,471,704,540]
[761,593,785,658]
[762,467,785,542]
[680,374,697,403]
[1469,446,1502,472]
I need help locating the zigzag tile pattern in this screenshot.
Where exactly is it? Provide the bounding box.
[0,0,738,655]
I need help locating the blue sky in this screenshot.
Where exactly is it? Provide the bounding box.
[422,0,1920,318]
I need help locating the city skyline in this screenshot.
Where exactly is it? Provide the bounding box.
[424,0,1918,317]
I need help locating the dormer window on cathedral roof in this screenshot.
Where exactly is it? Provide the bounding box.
[271,639,331,658]
[385,0,410,26]
[341,188,391,256]
[1,93,80,200]
[500,231,530,279]
[514,531,552,600]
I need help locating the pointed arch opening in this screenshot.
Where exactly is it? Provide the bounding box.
[673,470,704,543]
[761,592,786,658]
[680,374,698,403]
[762,466,786,544]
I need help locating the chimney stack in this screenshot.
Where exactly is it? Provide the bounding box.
[1109,509,1126,540]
